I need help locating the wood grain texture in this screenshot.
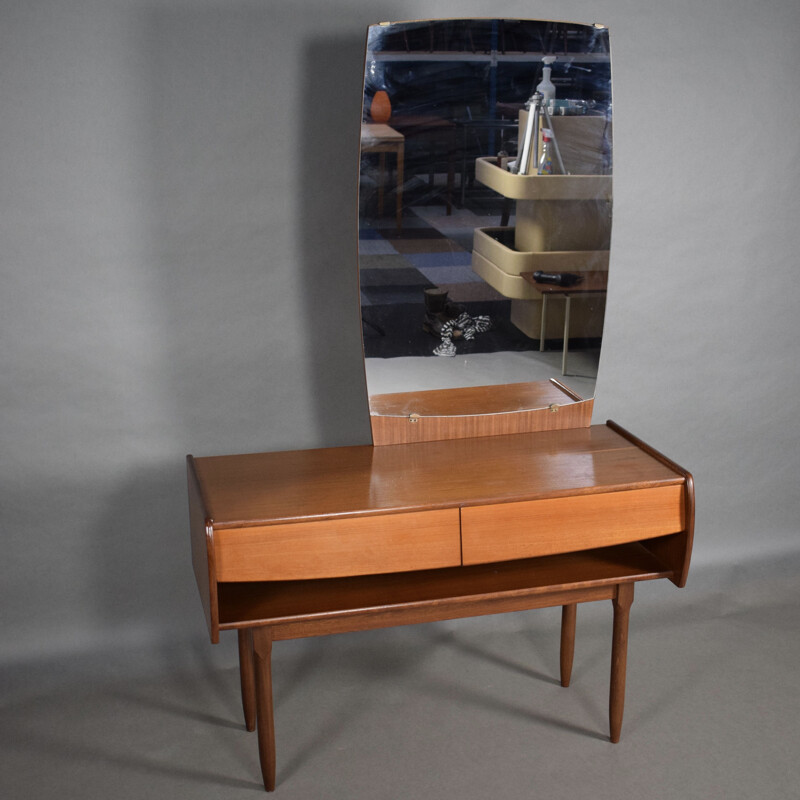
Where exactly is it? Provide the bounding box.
[268,585,613,641]
[253,627,276,792]
[238,629,256,732]
[369,379,582,417]
[370,398,593,444]
[187,417,694,790]
[610,582,634,743]
[560,604,577,688]
[191,425,684,529]
[214,509,461,582]
[187,455,219,643]
[369,380,592,445]
[216,542,671,636]
[461,485,684,565]
[606,421,695,587]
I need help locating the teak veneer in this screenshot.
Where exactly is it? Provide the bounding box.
[369,378,592,445]
[187,420,694,791]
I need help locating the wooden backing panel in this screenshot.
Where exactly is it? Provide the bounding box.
[268,585,614,641]
[370,398,593,445]
[640,531,692,588]
[461,485,684,566]
[187,455,219,643]
[369,379,581,418]
[606,420,695,587]
[217,542,672,631]
[214,508,461,582]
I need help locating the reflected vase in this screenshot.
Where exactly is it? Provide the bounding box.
[370,90,392,123]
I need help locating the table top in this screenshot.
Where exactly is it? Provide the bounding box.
[190,424,683,530]
[360,123,404,143]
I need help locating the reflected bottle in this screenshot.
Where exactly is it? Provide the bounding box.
[538,128,555,175]
[536,56,557,105]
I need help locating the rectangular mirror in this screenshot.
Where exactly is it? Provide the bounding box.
[358,19,612,444]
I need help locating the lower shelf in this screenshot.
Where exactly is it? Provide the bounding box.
[217,542,672,640]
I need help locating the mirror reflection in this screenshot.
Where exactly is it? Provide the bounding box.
[359,19,612,416]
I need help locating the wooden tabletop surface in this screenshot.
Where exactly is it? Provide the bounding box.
[190,424,683,529]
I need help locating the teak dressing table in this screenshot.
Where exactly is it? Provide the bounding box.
[187,19,692,792]
[188,394,693,792]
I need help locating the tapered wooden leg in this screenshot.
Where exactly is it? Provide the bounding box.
[238,629,256,732]
[560,604,577,687]
[609,582,634,743]
[252,627,276,792]
[396,145,404,231]
[378,151,386,218]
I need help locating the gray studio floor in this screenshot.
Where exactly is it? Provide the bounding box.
[2,554,799,800]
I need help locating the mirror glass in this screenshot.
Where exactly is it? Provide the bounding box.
[359,19,612,419]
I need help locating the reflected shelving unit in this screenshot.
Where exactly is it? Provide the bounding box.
[472,115,612,342]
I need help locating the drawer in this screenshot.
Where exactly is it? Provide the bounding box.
[461,485,684,566]
[214,508,461,581]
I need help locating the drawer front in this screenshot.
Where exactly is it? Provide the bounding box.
[461,485,684,566]
[214,508,461,581]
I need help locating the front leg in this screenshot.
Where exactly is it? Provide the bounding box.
[238,629,256,732]
[252,627,276,792]
[560,604,577,688]
[609,582,634,743]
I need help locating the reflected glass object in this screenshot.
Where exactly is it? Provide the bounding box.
[358,19,612,429]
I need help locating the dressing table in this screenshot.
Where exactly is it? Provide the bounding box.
[187,20,694,792]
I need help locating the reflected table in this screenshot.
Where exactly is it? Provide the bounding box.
[523,270,609,376]
[454,117,518,206]
[361,123,405,230]
[387,115,456,215]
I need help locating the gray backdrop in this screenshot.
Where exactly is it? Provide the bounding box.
[2,0,799,671]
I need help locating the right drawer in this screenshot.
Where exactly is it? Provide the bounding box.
[461,485,685,566]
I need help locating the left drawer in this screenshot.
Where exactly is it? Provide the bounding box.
[214,508,462,581]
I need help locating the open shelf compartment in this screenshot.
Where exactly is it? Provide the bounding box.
[217,542,673,639]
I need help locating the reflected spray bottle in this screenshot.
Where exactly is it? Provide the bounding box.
[536,56,557,107]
